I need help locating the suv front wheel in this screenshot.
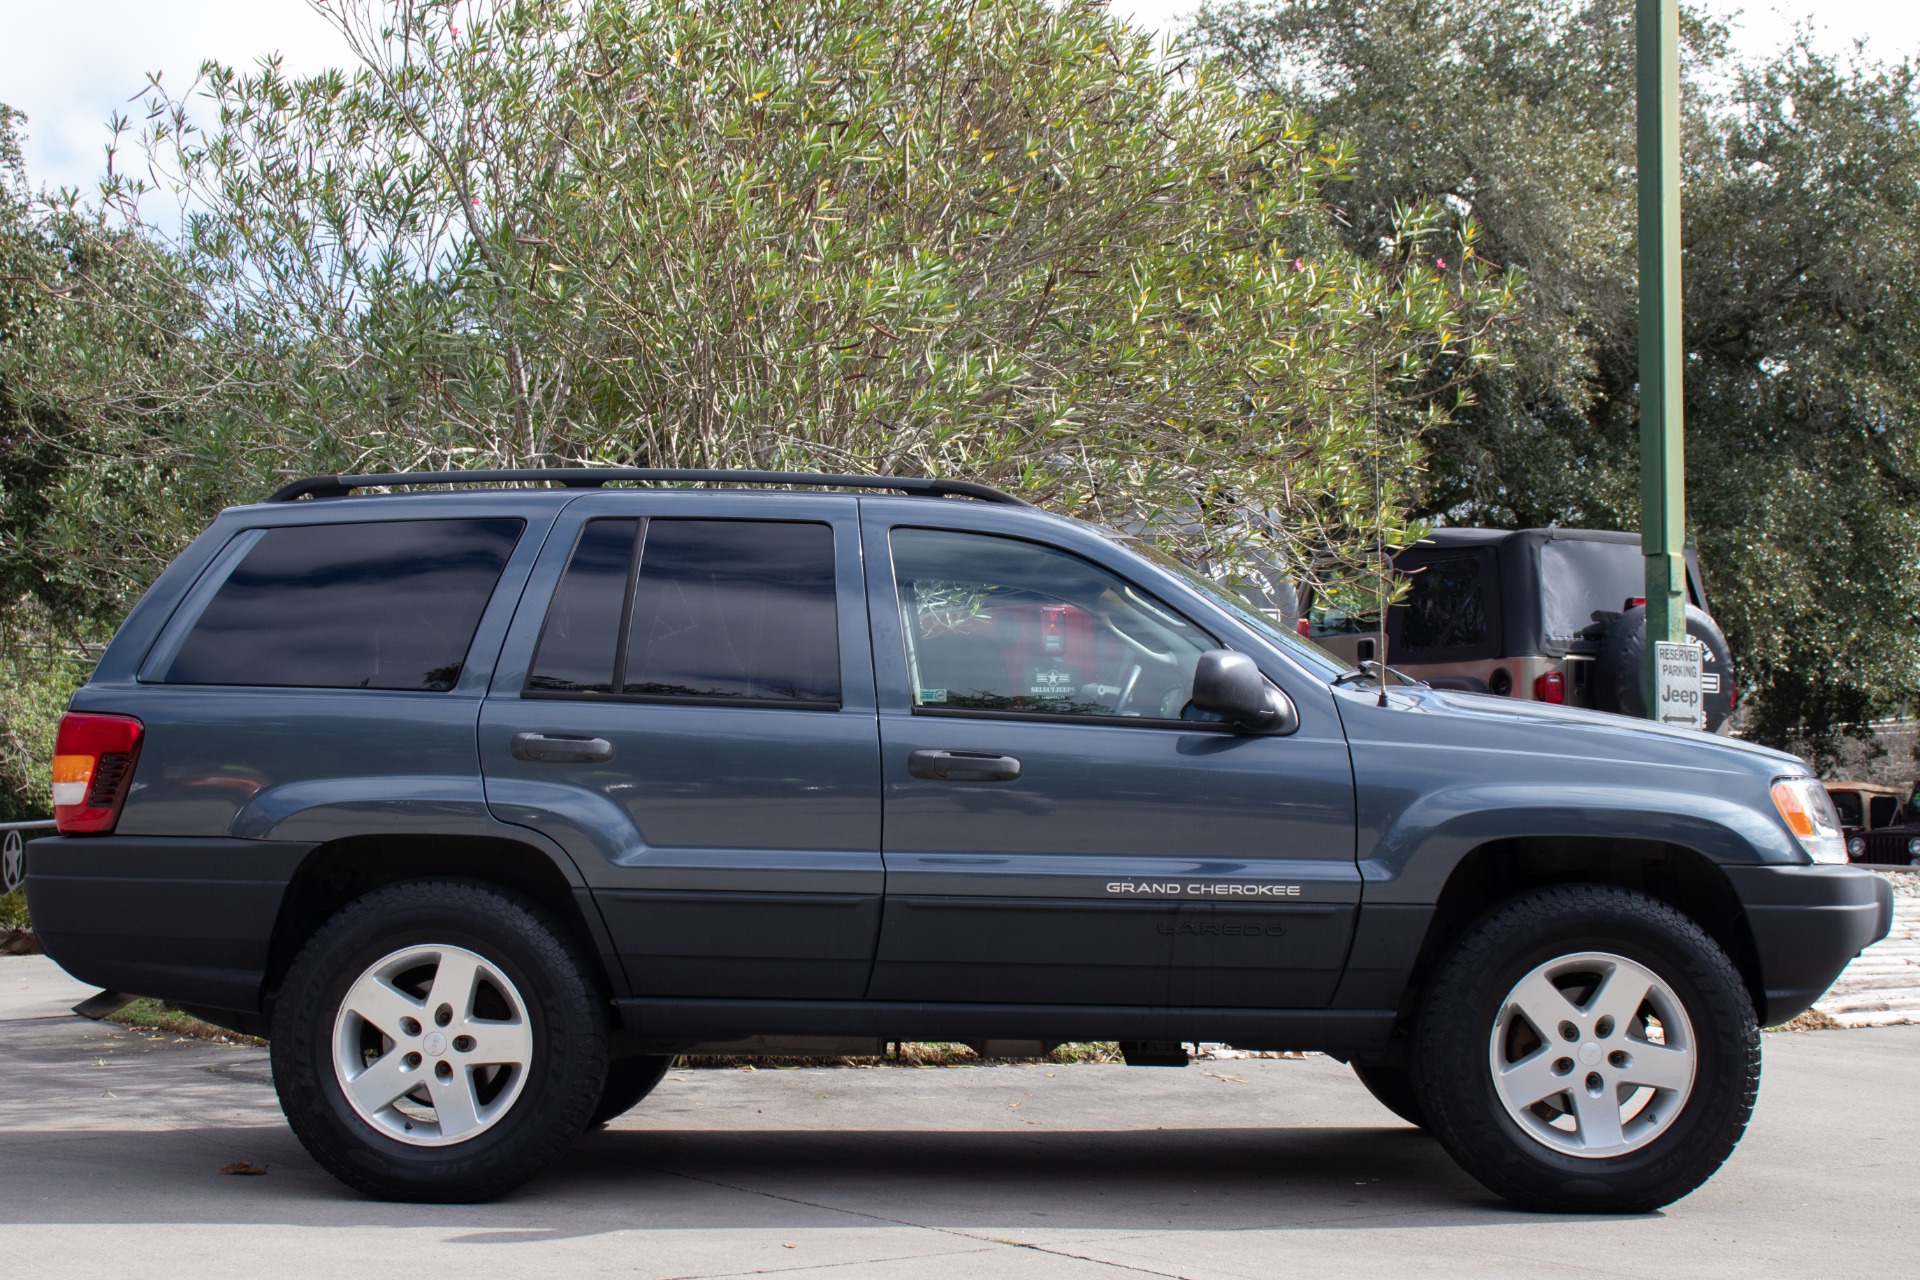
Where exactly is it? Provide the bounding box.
[1413,885,1760,1213]
[271,880,608,1202]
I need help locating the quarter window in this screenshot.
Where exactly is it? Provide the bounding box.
[161,519,524,691]
[527,519,841,708]
[890,528,1215,721]
[527,520,639,694]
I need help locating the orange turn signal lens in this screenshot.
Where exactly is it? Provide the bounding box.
[1771,777,1848,863]
[1771,780,1817,837]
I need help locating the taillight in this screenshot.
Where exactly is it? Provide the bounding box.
[52,712,144,834]
[1534,671,1566,704]
[1295,618,1311,637]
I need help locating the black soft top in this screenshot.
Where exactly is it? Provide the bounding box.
[1401,528,1709,660]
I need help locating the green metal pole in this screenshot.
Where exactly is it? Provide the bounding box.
[1638,0,1688,711]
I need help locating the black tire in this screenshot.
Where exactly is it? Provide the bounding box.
[1412,885,1759,1214]
[591,1055,674,1126]
[271,880,608,1203]
[1352,1060,1426,1128]
[1594,603,1736,731]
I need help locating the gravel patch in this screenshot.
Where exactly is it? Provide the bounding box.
[1811,869,1920,1028]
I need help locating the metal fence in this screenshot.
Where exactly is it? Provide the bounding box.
[0,819,54,896]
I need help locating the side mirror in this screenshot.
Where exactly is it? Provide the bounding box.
[1190,650,1298,734]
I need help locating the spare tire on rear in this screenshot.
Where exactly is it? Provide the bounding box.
[1592,603,1735,731]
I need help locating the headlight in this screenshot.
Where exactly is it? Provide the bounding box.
[1848,836,1866,858]
[1770,777,1849,864]
[1908,837,1920,856]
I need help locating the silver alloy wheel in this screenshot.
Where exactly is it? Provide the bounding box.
[1488,950,1695,1159]
[331,944,534,1147]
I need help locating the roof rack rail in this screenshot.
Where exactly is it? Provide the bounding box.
[265,467,1031,506]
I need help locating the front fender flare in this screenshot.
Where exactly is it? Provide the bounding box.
[1359,783,1797,904]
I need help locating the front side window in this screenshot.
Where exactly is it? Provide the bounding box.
[527,518,841,707]
[161,518,524,691]
[891,528,1215,721]
[1829,790,1863,828]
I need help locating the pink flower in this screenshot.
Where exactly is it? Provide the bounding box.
[1436,257,1447,268]
[450,25,460,37]
[1292,258,1304,272]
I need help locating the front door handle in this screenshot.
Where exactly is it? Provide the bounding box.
[512,731,614,764]
[908,749,1022,782]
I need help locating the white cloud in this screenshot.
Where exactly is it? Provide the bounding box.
[1,0,353,198]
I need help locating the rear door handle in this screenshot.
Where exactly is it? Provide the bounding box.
[908,749,1022,782]
[512,731,614,764]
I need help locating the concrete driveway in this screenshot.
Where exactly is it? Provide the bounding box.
[2,955,1914,1279]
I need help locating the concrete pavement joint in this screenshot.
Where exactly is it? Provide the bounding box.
[590,1147,1200,1278]
[656,1243,1007,1280]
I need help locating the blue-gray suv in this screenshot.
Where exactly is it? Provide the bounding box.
[26,469,1892,1211]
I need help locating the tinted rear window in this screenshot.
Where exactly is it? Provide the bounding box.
[1399,556,1487,652]
[1538,537,1702,649]
[622,520,839,705]
[162,519,523,690]
[524,518,841,707]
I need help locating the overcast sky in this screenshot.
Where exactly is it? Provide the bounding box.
[3,1,1918,201]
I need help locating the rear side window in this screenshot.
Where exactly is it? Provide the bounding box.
[526,518,841,708]
[1398,556,1488,653]
[162,519,523,691]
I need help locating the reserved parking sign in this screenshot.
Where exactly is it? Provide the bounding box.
[1655,640,1706,729]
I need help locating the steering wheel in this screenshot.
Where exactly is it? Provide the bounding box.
[1100,611,1176,664]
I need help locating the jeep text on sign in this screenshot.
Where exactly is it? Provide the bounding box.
[1656,639,1706,730]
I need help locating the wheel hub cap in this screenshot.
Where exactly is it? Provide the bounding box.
[331,943,534,1148]
[1488,950,1696,1159]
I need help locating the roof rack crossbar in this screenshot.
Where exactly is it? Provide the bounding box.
[265,468,1030,506]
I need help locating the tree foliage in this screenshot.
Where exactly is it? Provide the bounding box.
[89,0,1505,600]
[1193,0,1920,754]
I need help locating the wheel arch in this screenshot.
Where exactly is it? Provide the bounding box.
[260,832,626,1014]
[1394,835,1764,1026]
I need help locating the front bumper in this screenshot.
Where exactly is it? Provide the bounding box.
[25,835,314,1013]
[1723,863,1894,1025]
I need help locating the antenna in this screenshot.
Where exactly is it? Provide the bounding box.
[1373,352,1389,707]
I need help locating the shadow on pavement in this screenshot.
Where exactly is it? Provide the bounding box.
[0,1119,1571,1236]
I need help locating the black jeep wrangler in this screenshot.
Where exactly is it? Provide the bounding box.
[1310,528,1736,731]
[26,470,1890,1212]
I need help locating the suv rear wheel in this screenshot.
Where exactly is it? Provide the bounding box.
[271,880,608,1202]
[1413,885,1759,1213]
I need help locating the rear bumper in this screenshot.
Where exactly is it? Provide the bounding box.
[25,835,313,1013]
[1724,863,1894,1026]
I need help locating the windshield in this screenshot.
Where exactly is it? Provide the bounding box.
[1123,541,1355,681]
